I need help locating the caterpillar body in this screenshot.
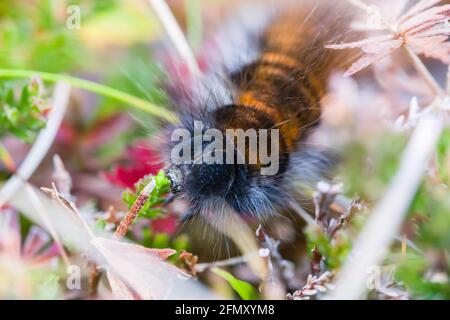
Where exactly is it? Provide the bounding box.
[164,0,355,221]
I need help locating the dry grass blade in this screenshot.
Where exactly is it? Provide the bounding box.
[210,212,268,280]
[147,0,200,76]
[195,254,257,273]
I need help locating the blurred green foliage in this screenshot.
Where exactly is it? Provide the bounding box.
[0,0,167,122]
[393,129,450,299]
[212,267,260,300]
[305,224,353,270]
[0,0,85,72]
[315,129,450,299]
[97,48,168,122]
[0,79,47,143]
[122,170,170,218]
[0,0,170,161]
[341,133,407,200]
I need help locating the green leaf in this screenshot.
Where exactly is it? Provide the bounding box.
[211,268,259,300]
[19,84,29,109]
[0,79,47,142]
[5,87,14,105]
[155,170,170,191]
[4,104,19,124]
[35,273,61,300]
[436,128,450,183]
[122,170,170,218]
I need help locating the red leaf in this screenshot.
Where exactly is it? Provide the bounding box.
[104,144,162,190]
[56,121,76,146]
[150,214,179,236]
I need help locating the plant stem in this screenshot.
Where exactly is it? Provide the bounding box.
[403,46,445,97]
[25,183,71,268]
[114,178,156,238]
[0,69,178,123]
[148,0,200,76]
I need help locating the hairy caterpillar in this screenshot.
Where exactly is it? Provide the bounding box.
[163,0,355,222]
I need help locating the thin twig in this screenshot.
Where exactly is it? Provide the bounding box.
[147,0,201,76]
[327,112,444,299]
[41,182,97,240]
[42,183,102,297]
[195,253,258,273]
[0,82,70,207]
[25,183,71,267]
[114,178,156,238]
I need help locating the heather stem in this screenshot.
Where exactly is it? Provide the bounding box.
[114,178,156,238]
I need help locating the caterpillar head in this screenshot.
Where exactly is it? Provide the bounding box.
[165,109,289,219]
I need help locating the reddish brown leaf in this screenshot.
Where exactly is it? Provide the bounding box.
[91,237,189,299]
[327,0,450,76]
